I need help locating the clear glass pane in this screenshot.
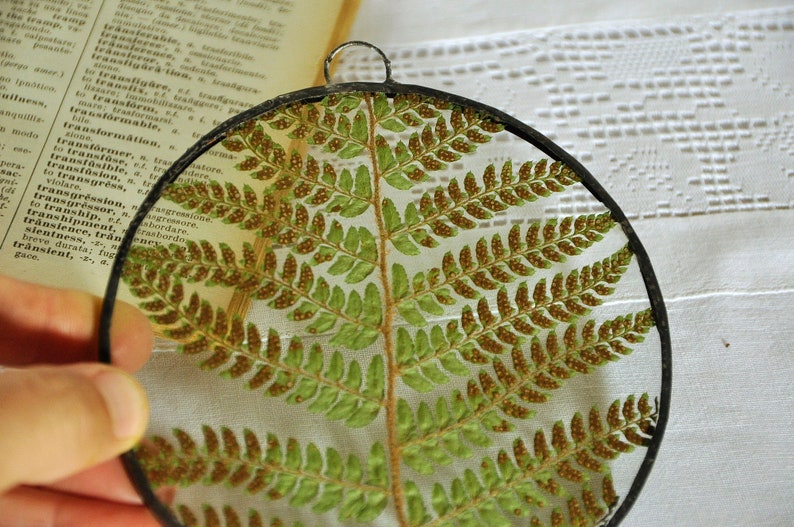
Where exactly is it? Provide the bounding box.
[105,88,669,527]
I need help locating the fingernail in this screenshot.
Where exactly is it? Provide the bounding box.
[91,370,148,440]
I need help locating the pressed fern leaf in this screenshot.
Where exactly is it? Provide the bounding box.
[254,92,499,189]
[391,160,579,254]
[126,239,383,350]
[396,245,638,389]
[395,310,656,474]
[402,395,655,526]
[175,504,319,527]
[526,476,618,527]
[123,91,661,526]
[138,427,390,523]
[122,264,384,427]
[400,212,616,311]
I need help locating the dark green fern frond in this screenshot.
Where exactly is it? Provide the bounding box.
[138,428,390,523]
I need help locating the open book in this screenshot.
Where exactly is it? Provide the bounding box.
[0,0,360,296]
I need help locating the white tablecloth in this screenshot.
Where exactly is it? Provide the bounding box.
[345,2,794,525]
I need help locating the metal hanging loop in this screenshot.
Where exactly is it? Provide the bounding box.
[324,40,392,84]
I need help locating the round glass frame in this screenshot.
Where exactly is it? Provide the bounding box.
[99,42,671,527]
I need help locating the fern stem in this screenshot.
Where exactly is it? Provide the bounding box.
[365,93,410,527]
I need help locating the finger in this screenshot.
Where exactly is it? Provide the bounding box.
[49,458,176,508]
[0,486,162,527]
[0,363,148,493]
[47,457,176,506]
[0,274,153,371]
[48,458,142,505]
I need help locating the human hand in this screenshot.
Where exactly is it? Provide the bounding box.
[0,275,163,526]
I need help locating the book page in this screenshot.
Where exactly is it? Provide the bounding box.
[0,0,358,295]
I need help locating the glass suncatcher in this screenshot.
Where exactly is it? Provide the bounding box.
[100,42,671,527]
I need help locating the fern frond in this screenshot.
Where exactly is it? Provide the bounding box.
[122,265,385,426]
[216,121,376,217]
[236,331,385,428]
[526,478,618,527]
[221,117,380,214]
[392,309,653,475]
[138,428,390,523]
[455,244,633,354]
[126,241,255,290]
[394,326,470,392]
[122,261,201,329]
[125,242,383,350]
[252,93,499,190]
[381,102,501,189]
[161,181,379,284]
[404,395,655,526]
[387,160,579,255]
[261,93,370,159]
[248,253,384,349]
[473,309,656,417]
[396,389,511,475]
[125,90,661,525]
[221,123,302,188]
[396,245,634,392]
[175,504,317,527]
[394,213,617,319]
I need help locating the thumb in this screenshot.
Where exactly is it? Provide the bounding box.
[0,363,149,493]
